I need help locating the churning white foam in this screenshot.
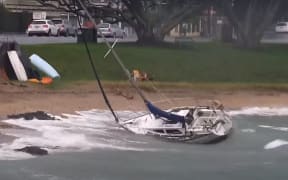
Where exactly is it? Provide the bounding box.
[229,107,288,116]
[0,110,161,160]
[2,106,288,160]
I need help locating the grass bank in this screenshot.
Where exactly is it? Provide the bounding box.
[22,43,288,86]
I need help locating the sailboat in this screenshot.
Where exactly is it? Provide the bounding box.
[121,101,232,143]
[76,0,232,143]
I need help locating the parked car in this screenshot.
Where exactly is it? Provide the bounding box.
[27,20,59,36]
[275,22,288,33]
[51,19,76,36]
[97,23,125,38]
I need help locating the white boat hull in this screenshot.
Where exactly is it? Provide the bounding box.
[120,106,233,143]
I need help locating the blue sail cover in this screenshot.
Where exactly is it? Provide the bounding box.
[145,101,185,123]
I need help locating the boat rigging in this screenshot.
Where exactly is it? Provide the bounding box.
[75,0,232,143]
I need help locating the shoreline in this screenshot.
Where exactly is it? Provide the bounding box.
[1,82,288,119]
[1,81,288,157]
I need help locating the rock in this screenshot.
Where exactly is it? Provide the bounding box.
[7,111,57,120]
[14,146,48,156]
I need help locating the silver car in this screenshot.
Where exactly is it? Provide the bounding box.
[97,23,125,38]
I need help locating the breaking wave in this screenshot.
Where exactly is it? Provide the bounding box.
[0,110,161,160]
[2,106,288,160]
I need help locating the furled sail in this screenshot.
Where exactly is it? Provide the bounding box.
[145,101,185,123]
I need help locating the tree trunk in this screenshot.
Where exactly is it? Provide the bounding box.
[220,0,281,49]
[236,35,260,49]
[135,26,165,45]
[236,28,264,48]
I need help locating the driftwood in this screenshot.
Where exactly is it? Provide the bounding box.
[113,88,134,100]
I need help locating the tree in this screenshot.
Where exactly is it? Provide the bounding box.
[0,4,9,32]
[120,0,208,44]
[215,0,283,48]
[35,0,208,44]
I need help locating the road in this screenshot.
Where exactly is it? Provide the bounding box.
[0,34,77,45]
[262,30,288,44]
[1,31,288,45]
[0,33,137,45]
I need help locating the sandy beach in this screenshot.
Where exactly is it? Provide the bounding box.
[1,81,288,120]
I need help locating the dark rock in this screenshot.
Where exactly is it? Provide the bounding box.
[14,146,48,156]
[7,111,57,120]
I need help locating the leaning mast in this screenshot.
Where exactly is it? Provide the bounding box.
[76,0,148,103]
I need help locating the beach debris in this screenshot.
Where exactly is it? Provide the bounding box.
[7,111,57,120]
[211,100,225,110]
[0,42,59,85]
[131,69,151,81]
[29,54,60,79]
[113,88,134,100]
[0,41,40,81]
[28,76,53,85]
[14,146,48,156]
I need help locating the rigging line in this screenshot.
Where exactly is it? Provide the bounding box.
[148,80,174,107]
[75,1,187,127]
[76,0,148,104]
[74,0,119,123]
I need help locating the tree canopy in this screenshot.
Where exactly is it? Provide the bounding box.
[119,0,208,44]
[35,0,288,48]
[35,0,208,44]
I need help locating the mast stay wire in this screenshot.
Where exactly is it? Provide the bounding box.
[74,0,181,125]
[73,0,119,123]
[148,80,174,107]
[75,0,148,103]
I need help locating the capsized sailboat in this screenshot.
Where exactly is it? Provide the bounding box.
[121,101,232,143]
[76,0,232,143]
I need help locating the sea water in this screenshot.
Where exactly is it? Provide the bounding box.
[0,108,288,180]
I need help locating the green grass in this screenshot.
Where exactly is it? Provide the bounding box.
[22,43,288,84]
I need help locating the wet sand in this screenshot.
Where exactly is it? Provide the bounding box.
[1,81,288,119]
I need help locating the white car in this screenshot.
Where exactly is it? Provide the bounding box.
[97,23,125,38]
[275,22,288,33]
[27,20,59,36]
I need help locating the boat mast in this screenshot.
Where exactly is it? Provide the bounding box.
[76,0,148,103]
